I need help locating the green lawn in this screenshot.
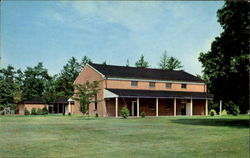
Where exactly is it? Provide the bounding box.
[0,115,249,158]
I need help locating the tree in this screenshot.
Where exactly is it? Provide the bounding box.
[198,1,249,113]
[159,50,169,70]
[126,59,130,67]
[102,61,107,65]
[159,51,183,70]
[73,81,101,117]
[165,57,183,70]
[55,57,81,97]
[135,55,150,68]
[81,56,92,68]
[0,65,22,110]
[21,62,51,101]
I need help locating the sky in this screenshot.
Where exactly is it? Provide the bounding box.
[1,1,224,76]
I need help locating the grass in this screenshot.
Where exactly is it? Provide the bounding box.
[0,115,249,158]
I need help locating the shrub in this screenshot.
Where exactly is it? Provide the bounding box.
[221,109,227,115]
[95,113,99,118]
[42,107,48,115]
[208,100,219,112]
[24,108,30,115]
[36,108,43,115]
[231,105,240,116]
[121,106,129,119]
[140,112,146,118]
[31,108,37,115]
[209,109,217,116]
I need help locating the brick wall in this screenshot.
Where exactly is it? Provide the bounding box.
[106,79,206,92]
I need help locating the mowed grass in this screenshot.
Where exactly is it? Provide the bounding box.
[0,115,249,158]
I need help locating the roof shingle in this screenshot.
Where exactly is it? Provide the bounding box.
[89,63,204,83]
[106,89,213,99]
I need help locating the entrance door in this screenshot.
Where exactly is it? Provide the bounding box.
[131,101,137,116]
[181,103,186,115]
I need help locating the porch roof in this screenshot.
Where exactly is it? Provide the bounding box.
[105,89,213,99]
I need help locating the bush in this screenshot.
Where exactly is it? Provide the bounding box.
[121,106,129,119]
[24,108,30,115]
[221,109,227,115]
[36,108,43,115]
[42,107,48,115]
[209,109,217,116]
[95,113,98,118]
[208,100,219,112]
[231,105,240,116]
[31,108,37,115]
[140,112,146,118]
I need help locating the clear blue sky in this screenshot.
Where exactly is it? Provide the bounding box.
[1,1,224,75]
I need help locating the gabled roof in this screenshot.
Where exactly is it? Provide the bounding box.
[106,89,213,99]
[89,63,204,83]
[54,96,68,104]
[23,97,46,104]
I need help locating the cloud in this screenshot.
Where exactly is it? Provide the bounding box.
[39,1,223,75]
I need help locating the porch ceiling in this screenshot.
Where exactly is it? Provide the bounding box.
[105,88,213,99]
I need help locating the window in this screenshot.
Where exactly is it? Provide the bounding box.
[94,94,97,110]
[166,83,172,88]
[149,82,155,87]
[131,81,138,87]
[148,105,156,110]
[181,84,187,89]
[165,100,173,110]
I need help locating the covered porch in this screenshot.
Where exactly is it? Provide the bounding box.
[104,89,213,117]
[48,96,74,114]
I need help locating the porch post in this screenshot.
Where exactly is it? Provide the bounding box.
[174,98,176,116]
[137,97,139,117]
[68,102,71,114]
[205,99,208,116]
[190,98,193,116]
[115,97,118,118]
[156,98,159,117]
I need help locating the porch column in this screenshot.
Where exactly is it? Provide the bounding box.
[68,102,71,114]
[174,98,176,116]
[137,97,139,117]
[115,97,118,118]
[190,98,193,116]
[156,98,159,117]
[205,99,208,116]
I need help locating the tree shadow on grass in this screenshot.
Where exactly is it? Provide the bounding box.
[171,118,249,128]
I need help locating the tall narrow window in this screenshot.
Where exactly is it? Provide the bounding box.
[94,94,97,110]
[131,81,138,87]
[181,84,187,89]
[166,83,172,88]
[149,82,155,87]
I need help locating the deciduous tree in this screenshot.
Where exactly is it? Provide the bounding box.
[198,1,250,113]
[135,55,150,68]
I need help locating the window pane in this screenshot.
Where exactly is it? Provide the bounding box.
[181,84,187,88]
[166,83,172,88]
[149,82,155,87]
[131,81,138,86]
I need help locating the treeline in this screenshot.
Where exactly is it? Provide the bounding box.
[0,52,182,111]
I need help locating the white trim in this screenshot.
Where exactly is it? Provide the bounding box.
[156,98,159,117]
[86,64,105,78]
[174,98,176,116]
[190,98,193,116]
[104,89,118,98]
[73,64,105,84]
[205,99,208,116]
[137,98,139,117]
[108,77,205,85]
[115,97,118,118]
